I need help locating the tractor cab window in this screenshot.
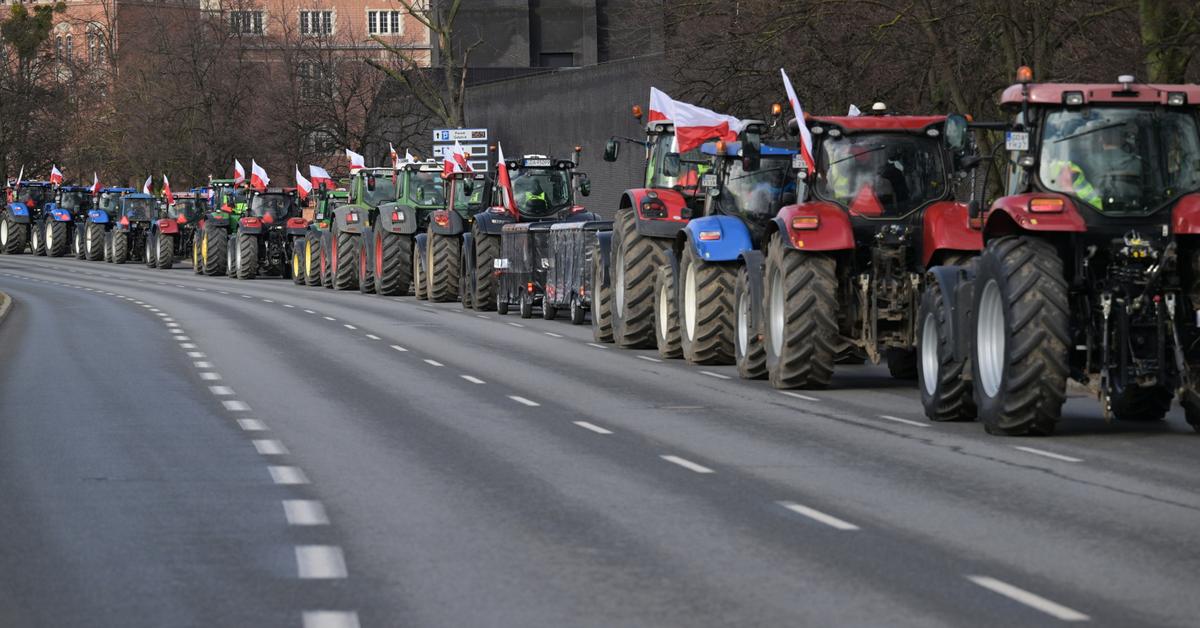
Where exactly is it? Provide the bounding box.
[123,198,155,220]
[815,133,946,217]
[59,191,92,211]
[169,199,201,221]
[510,168,571,217]
[98,192,122,213]
[361,175,396,207]
[1039,107,1200,214]
[713,155,796,222]
[453,177,485,210]
[250,194,293,221]
[647,132,703,191]
[17,186,51,206]
[406,171,444,207]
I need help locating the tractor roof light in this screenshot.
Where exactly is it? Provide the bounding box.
[631,105,643,120]
[1016,66,1034,83]
[1167,92,1187,106]
[1118,74,1135,90]
[1063,91,1085,106]
[1029,197,1065,213]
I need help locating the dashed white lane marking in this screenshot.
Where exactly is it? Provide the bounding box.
[175,284,185,288]
[423,359,444,367]
[700,370,731,380]
[461,375,485,384]
[252,439,289,455]
[365,334,380,340]
[304,309,316,314]
[1014,446,1083,463]
[586,343,608,349]
[475,315,489,319]
[390,345,408,352]
[636,355,662,363]
[199,372,221,381]
[660,455,715,474]
[966,575,1089,622]
[179,343,197,349]
[240,294,252,299]
[155,312,168,317]
[187,351,206,358]
[283,304,295,308]
[194,361,214,368]
[238,419,267,431]
[218,291,229,295]
[343,324,357,330]
[780,391,820,402]
[283,500,330,526]
[508,322,524,328]
[208,385,233,395]
[544,331,563,338]
[778,501,861,531]
[877,414,930,428]
[573,421,613,435]
[222,400,250,412]
[196,288,206,292]
[262,299,274,303]
[323,316,336,321]
[165,322,180,328]
[295,545,347,579]
[169,329,185,335]
[508,395,540,407]
[302,610,360,628]
[269,466,310,485]
[175,336,191,341]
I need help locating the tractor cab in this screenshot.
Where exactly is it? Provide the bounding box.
[351,168,399,210]
[168,193,204,223]
[502,155,592,220]
[56,186,94,213]
[96,187,135,215]
[605,119,706,217]
[119,194,157,223]
[247,188,299,225]
[399,160,447,209]
[700,140,798,243]
[447,171,491,216]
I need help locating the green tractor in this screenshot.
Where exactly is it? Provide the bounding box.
[194,179,248,275]
[296,186,350,288]
[319,166,401,292]
[358,159,448,295]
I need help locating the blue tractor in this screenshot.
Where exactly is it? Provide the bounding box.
[101,193,157,264]
[79,187,133,261]
[2,180,54,255]
[29,185,94,258]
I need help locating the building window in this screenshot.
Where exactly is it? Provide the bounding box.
[65,34,72,58]
[298,61,325,101]
[367,10,402,35]
[300,10,332,35]
[230,11,264,34]
[87,32,96,63]
[55,36,62,59]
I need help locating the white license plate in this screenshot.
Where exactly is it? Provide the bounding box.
[1005,131,1029,151]
[493,258,509,269]
[700,174,717,188]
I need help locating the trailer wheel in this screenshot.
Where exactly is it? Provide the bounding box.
[519,291,533,319]
[590,249,613,342]
[427,232,460,302]
[1180,387,1200,433]
[653,264,682,359]
[332,231,358,290]
[1,213,26,254]
[570,294,586,325]
[496,290,509,315]
[611,208,666,348]
[203,225,226,276]
[680,245,735,364]
[542,297,556,320]
[158,233,174,269]
[886,349,918,379]
[85,223,105,261]
[358,236,375,294]
[764,232,837,389]
[413,246,427,300]
[971,236,1069,436]
[111,230,128,264]
[236,231,258,279]
[1108,385,1172,422]
[47,221,68,257]
[31,223,44,256]
[735,264,767,379]
[918,279,975,421]
[472,226,499,311]
[376,231,410,296]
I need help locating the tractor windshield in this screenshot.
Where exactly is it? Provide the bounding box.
[59,191,92,212]
[123,198,155,221]
[815,133,946,217]
[511,168,571,217]
[647,132,704,192]
[361,174,396,207]
[406,171,444,207]
[453,178,485,211]
[169,199,202,221]
[98,192,122,213]
[1039,107,1200,215]
[713,156,796,220]
[250,194,294,221]
[17,186,51,206]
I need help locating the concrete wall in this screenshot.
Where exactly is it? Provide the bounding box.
[463,53,668,217]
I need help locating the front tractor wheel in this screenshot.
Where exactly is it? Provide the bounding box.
[735,264,767,379]
[303,233,321,286]
[472,227,500,311]
[680,245,736,365]
[1,213,27,254]
[1179,387,1200,433]
[291,240,305,285]
[591,248,613,342]
[236,231,258,279]
[413,247,427,300]
[358,236,376,294]
[158,233,175,269]
[111,230,128,264]
[192,230,202,273]
[427,232,461,302]
[85,223,104,261]
[971,236,1069,436]
[1108,386,1173,422]
[918,279,975,422]
[653,264,682,359]
[47,221,68,257]
[763,232,838,389]
[203,225,227,276]
[611,208,668,348]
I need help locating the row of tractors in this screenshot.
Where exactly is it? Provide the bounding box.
[7,70,1200,437]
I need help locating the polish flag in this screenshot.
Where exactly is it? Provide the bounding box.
[781,68,816,173]
[163,174,174,205]
[442,141,472,176]
[403,149,416,165]
[346,148,365,173]
[649,87,743,153]
[295,166,312,200]
[250,160,270,192]
[142,175,153,195]
[495,143,516,217]
[91,172,101,195]
[309,165,334,190]
[389,142,399,169]
[233,159,246,186]
[49,165,63,185]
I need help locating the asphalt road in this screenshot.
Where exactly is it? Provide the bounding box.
[1,253,1198,628]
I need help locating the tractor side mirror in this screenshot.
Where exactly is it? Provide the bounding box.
[739,120,765,172]
[944,113,968,153]
[463,178,475,196]
[662,153,682,177]
[603,139,620,162]
[578,173,591,197]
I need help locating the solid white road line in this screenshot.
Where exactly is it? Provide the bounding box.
[237,419,267,431]
[700,370,731,380]
[295,545,347,579]
[269,466,310,485]
[636,355,662,363]
[508,395,540,407]
[573,421,613,435]
[878,414,930,428]
[778,501,861,531]
[222,400,250,412]
[252,439,289,455]
[424,359,444,367]
[390,345,408,352]
[365,334,380,340]
[1014,446,1083,463]
[208,385,233,395]
[460,375,485,384]
[779,391,820,402]
[302,611,360,628]
[660,455,715,474]
[283,500,329,526]
[966,575,1090,622]
[586,343,608,349]
[543,332,563,338]
[343,324,356,330]
[199,372,221,381]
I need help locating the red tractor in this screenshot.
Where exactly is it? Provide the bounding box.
[745,106,981,388]
[920,71,1200,435]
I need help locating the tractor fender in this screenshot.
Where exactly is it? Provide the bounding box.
[285,217,309,236]
[87,209,110,224]
[156,218,180,235]
[772,201,854,252]
[983,193,1086,238]
[621,188,689,238]
[238,217,264,235]
[428,209,465,236]
[333,205,366,234]
[44,203,72,222]
[594,229,613,288]
[921,201,981,266]
[681,215,753,263]
[739,249,766,333]
[926,263,976,365]
[474,208,514,235]
[377,202,421,235]
[7,203,31,223]
[1170,193,1200,235]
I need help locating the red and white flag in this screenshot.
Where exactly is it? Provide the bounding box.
[91,172,101,195]
[163,174,174,204]
[389,143,399,169]
[496,143,516,217]
[346,148,365,173]
[442,141,472,176]
[648,87,743,153]
[142,175,153,195]
[309,165,334,189]
[233,159,246,186]
[295,166,312,200]
[781,68,816,173]
[49,164,63,185]
[250,160,270,192]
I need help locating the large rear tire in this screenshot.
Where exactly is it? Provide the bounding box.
[680,245,736,365]
[31,223,45,256]
[653,264,682,359]
[1179,387,1200,433]
[237,231,258,279]
[47,221,68,257]
[590,249,613,342]
[918,278,975,421]
[611,209,667,348]
[472,226,499,311]
[971,236,1069,436]
[427,232,460,302]
[1,214,27,254]
[1109,385,1172,422]
[85,223,104,261]
[158,233,175,269]
[203,225,227,276]
[332,231,358,290]
[111,230,128,264]
[376,231,410,296]
[763,232,838,389]
[735,264,767,379]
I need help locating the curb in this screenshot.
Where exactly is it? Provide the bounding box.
[0,291,10,326]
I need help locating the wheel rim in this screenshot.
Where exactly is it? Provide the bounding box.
[235,238,242,271]
[615,253,626,317]
[658,276,670,339]
[202,232,208,262]
[45,224,53,249]
[769,267,785,357]
[737,282,750,357]
[977,279,1005,398]
[87,230,94,254]
[1,220,8,245]
[376,233,384,278]
[293,252,300,277]
[921,312,938,396]
[32,229,38,250]
[684,261,698,341]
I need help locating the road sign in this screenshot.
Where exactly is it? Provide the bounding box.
[432,144,489,159]
[433,128,488,143]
